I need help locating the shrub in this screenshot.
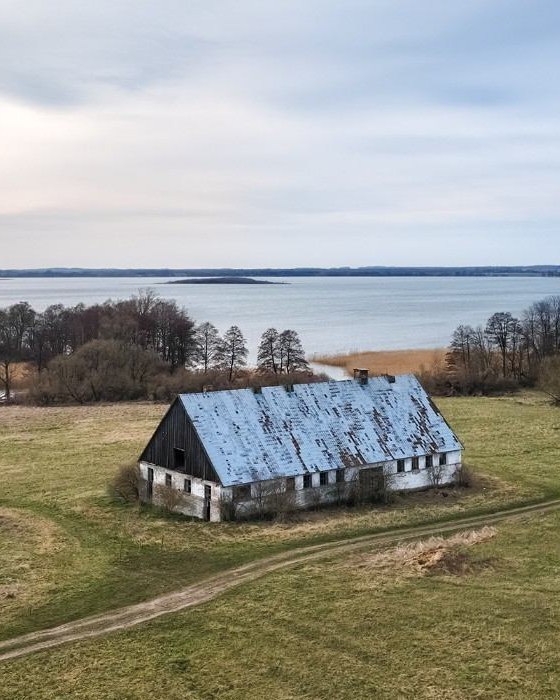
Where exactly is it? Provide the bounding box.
[454,463,474,488]
[154,484,186,513]
[109,463,141,503]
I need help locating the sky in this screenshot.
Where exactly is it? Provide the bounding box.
[0,0,559,268]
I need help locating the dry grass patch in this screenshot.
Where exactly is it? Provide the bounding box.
[347,526,497,584]
[313,347,446,376]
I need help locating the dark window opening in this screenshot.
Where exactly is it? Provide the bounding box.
[204,484,212,500]
[173,448,185,470]
[397,459,405,473]
[286,477,296,491]
[336,468,345,483]
[183,478,191,494]
[232,484,251,500]
[165,473,172,488]
[412,457,419,471]
[425,455,433,469]
[303,474,312,489]
[320,472,329,486]
[439,453,447,466]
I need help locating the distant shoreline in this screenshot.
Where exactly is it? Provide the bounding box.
[0,266,559,279]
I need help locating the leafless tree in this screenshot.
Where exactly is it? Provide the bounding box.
[257,328,280,374]
[426,461,447,488]
[216,326,248,381]
[195,322,221,373]
[278,330,308,373]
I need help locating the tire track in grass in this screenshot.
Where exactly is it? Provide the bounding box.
[2,498,560,662]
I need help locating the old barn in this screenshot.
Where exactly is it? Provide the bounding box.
[139,371,462,521]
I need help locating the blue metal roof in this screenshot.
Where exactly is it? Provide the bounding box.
[179,374,462,487]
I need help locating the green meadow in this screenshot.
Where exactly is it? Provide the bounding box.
[1,391,559,697]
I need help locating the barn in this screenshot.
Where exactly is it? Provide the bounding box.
[138,370,463,521]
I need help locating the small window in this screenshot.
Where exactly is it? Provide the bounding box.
[439,453,447,466]
[183,478,191,494]
[165,473,172,488]
[412,457,419,471]
[173,448,185,469]
[425,455,433,469]
[336,468,345,483]
[286,477,296,491]
[303,474,312,489]
[320,472,329,486]
[232,484,251,500]
[397,459,405,473]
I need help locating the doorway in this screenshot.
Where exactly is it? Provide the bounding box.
[204,484,212,521]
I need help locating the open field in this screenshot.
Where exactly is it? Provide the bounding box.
[1,392,559,647]
[313,347,446,376]
[2,510,560,699]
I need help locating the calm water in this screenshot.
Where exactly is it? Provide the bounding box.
[1,276,559,360]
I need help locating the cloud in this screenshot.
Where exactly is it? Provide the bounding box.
[0,1,559,266]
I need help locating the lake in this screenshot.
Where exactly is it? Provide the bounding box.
[0,276,559,360]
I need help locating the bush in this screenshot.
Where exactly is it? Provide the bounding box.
[454,463,474,488]
[154,484,186,513]
[109,463,141,503]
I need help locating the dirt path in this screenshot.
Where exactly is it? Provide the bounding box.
[2,498,560,663]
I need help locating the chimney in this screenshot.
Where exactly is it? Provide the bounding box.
[353,368,369,386]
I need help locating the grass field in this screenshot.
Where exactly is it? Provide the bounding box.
[313,347,446,376]
[2,511,560,699]
[1,391,560,684]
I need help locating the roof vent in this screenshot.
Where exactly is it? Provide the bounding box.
[253,386,262,394]
[384,374,396,384]
[284,383,294,393]
[353,368,369,386]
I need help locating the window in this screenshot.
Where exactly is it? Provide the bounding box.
[183,478,191,494]
[412,457,419,471]
[425,455,433,469]
[165,473,172,488]
[173,448,185,470]
[320,472,329,486]
[397,459,405,473]
[286,477,296,491]
[439,453,447,466]
[232,484,251,500]
[336,468,345,483]
[303,474,312,489]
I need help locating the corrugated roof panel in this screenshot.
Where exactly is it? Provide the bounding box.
[180,374,462,487]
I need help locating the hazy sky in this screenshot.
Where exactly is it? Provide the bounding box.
[1,1,559,268]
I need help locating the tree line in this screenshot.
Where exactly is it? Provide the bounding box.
[424,295,560,401]
[0,290,312,403]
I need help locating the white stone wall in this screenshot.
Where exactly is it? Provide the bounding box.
[140,449,461,521]
[138,461,222,522]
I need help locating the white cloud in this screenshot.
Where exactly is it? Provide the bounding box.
[0,1,559,267]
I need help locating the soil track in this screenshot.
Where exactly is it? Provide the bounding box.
[2,498,560,663]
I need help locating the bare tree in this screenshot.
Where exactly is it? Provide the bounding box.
[485,312,518,378]
[426,460,447,488]
[195,322,221,373]
[216,326,248,381]
[257,328,280,374]
[278,330,309,373]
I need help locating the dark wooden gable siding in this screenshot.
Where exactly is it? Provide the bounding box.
[140,398,221,484]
